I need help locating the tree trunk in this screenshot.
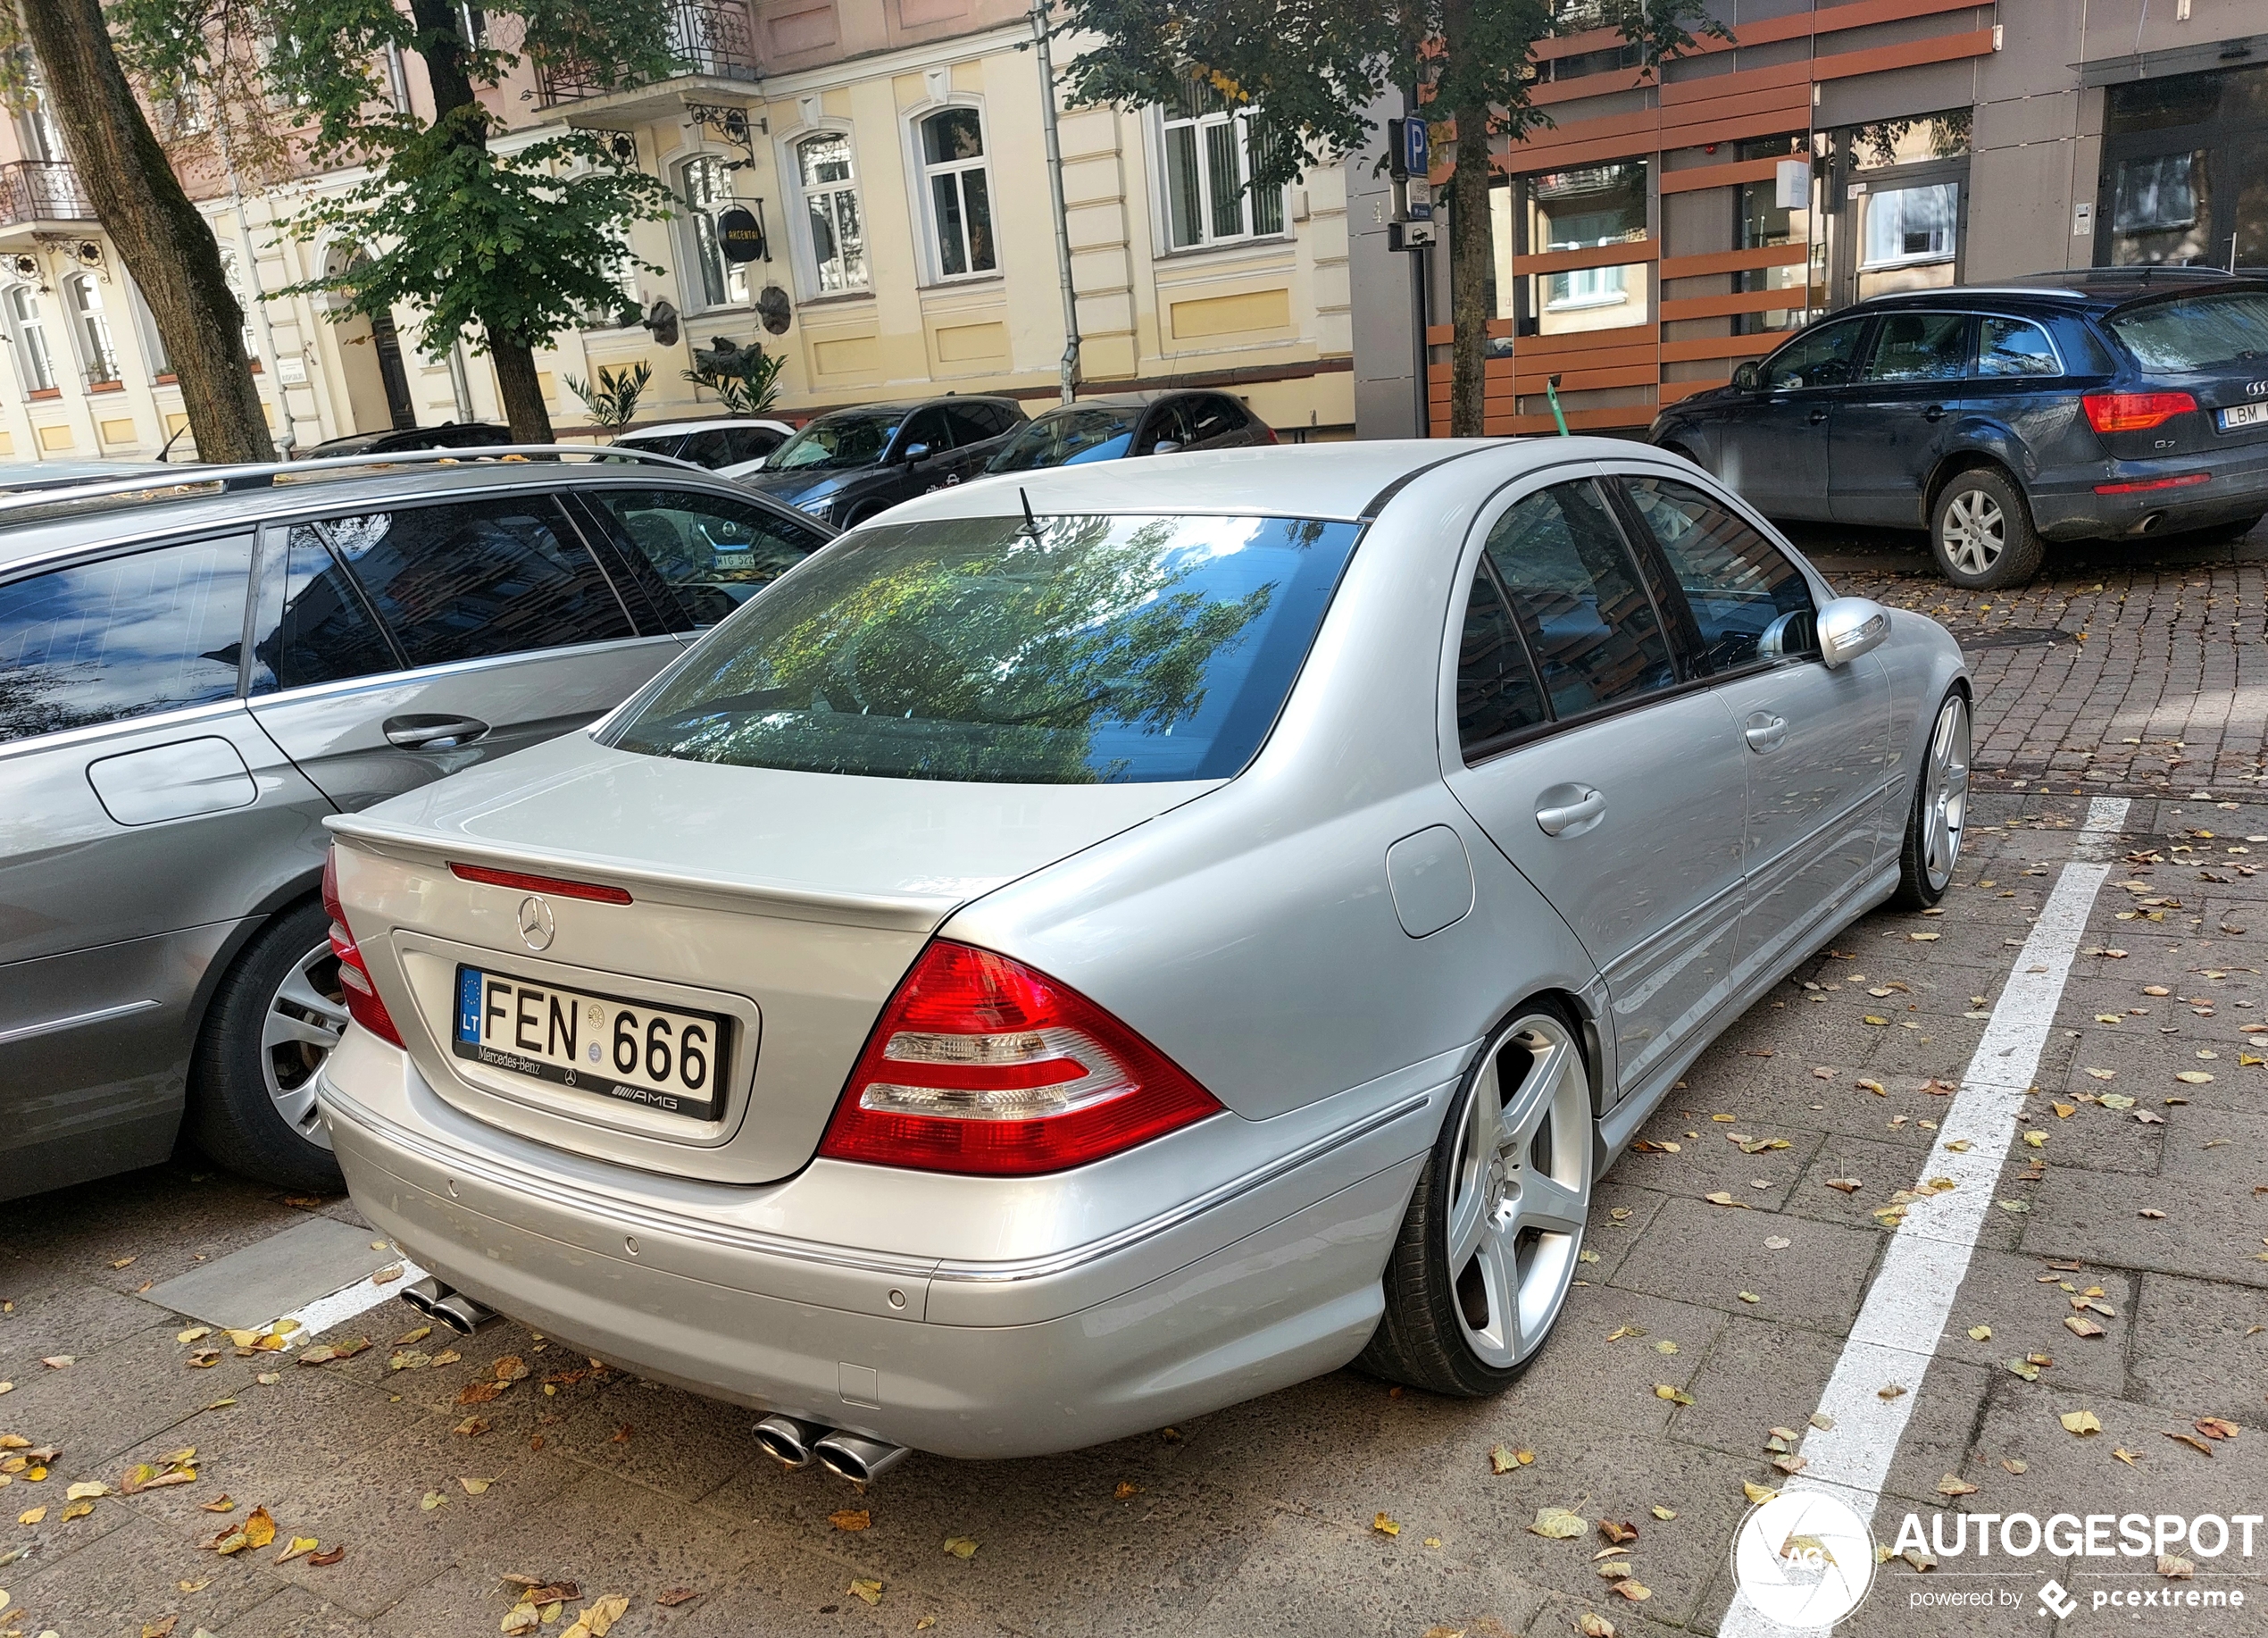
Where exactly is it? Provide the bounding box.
[20,0,274,463]
[1446,88,1494,439]
[407,0,553,443]
[487,330,554,443]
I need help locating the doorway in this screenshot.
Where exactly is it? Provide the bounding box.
[325,247,418,430]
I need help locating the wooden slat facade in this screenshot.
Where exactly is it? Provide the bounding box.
[1428,0,1997,436]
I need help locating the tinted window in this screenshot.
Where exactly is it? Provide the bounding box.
[1189,397,1247,441]
[1620,475,1815,672]
[1484,481,1675,719]
[972,402,1020,438]
[900,406,951,453]
[1860,312,1969,382]
[677,430,736,469]
[2108,293,2268,370]
[266,533,398,689]
[1456,561,1547,756]
[1975,317,2060,378]
[587,489,828,626]
[605,512,1361,784]
[1759,319,1865,391]
[298,498,631,668]
[0,537,251,744]
[727,426,785,464]
[988,406,1140,472]
[943,402,1004,447]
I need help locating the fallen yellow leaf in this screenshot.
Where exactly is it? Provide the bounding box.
[1372,1514,1399,1537]
[2062,1409,2104,1436]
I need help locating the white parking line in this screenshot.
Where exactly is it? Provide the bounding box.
[1719,798,2130,1637]
[274,1258,429,1341]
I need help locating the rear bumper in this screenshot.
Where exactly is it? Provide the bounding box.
[317,1030,1438,1459]
[2031,439,2268,540]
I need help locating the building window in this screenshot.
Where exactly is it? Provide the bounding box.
[796,131,868,293]
[4,285,57,393]
[65,273,121,386]
[2098,63,2266,268]
[1860,182,1958,268]
[918,107,996,279]
[1734,135,1813,335]
[1158,78,1284,250]
[1516,160,1652,334]
[677,155,748,311]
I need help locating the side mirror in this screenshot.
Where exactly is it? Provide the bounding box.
[900,442,930,464]
[1730,361,1763,394]
[1152,439,1182,455]
[1816,597,1890,668]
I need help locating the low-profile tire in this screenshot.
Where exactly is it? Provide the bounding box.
[1358,1001,1594,1397]
[1892,689,1972,911]
[188,898,349,1192]
[1930,465,2045,590]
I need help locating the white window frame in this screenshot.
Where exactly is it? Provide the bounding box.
[1151,94,1288,253]
[907,101,998,284]
[783,125,870,299]
[673,151,749,313]
[1859,181,1960,271]
[63,272,121,388]
[4,283,58,394]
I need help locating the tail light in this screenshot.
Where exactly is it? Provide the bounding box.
[1259,422,1279,444]
[818,940,1223,1175]
[2082,390,2197,434]
[322,848,404,1049]
[2095,472,2209,495]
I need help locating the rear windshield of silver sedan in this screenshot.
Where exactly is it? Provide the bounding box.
[603,511,1360,783]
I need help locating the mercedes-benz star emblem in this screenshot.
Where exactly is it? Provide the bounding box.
[517,894,555,951]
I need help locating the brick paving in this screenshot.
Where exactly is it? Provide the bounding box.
[4,530,2267,1637]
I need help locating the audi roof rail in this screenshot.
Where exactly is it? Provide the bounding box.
[0,443,710,525]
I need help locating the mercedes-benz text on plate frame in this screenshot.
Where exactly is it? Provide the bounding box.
[316,440,1968,1463]
[453,966,730,1121]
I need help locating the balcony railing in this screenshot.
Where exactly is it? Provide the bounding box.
[535,0,758,108]
[0,161,93,229]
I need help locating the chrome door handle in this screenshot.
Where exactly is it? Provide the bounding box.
[1536,788,1605,836]
[1743,713,1789,753]
[1923,404,1947,422]
[383,714,491,749]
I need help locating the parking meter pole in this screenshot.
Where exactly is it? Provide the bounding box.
[1545,373,1570,437]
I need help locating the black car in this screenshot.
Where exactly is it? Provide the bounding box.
[984,390,1275,472]
[1648,269,2268,589]
[738,395,1028,528]
[300,422,514,460]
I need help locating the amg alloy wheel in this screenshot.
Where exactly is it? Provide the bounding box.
[1895,689,1971,910]
[190,898,349,1191]
[1361,1005,1593,1394]
[261,937,348,1149]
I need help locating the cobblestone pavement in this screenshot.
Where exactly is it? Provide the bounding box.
[5,531,2268,1638]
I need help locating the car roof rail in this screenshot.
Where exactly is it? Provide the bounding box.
[0,443,709,525]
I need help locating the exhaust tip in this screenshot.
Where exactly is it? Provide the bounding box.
[429,1291,495,1334]
[753,1415,830,1470]
[399,1276,445,1318]
[813,1431,911,1486]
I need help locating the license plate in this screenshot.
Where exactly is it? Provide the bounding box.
[2220,401,2268,430]
[453,965,729,1122]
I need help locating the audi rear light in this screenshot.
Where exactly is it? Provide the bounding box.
[2095,472,2210,495]
[818,940,1224,1175]
[322,848,403,1049]
[2083,390,2197,434]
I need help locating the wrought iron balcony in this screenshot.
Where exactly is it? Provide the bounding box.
[0,161,94,229]
[535,0,759,109]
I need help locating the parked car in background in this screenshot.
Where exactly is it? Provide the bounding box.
[613,418,796,476]
[0,450,830,1200]
[984,390,1274,472]
[318,439,1964,1470]
[1648,268,2268,589]
[738,395,1028,528]
[301,422,514,460]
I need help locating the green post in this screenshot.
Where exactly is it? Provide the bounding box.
[1545,372,1571,437]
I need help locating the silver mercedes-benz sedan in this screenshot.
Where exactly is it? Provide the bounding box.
[317,439,1968,1475]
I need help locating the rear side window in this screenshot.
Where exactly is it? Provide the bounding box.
[1188,397,1247,440]
[585,489,828,627]
[941,403,1003,447]
[1619,475,1815,673]
[1483,480,1676,720]
[677,430,736,469]
[295,497,632,668]
[0,536,251,744]
[266,533,399,689]
[1860,313,1969,382]
[2108,293,2268,371]
[1456,561,1548,756]
[727,426,784,464]
[1975,317,2061,377]
[605,512,1362,784]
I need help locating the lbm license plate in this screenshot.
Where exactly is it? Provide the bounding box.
[453,965,728,1122]
[2219,401,2268,430]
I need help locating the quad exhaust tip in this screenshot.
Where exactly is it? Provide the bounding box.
[753,1415,830,1470]
[753,1417,911,1484]
[398,1276,496,1335]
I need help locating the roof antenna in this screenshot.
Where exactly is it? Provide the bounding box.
[1020,486,1042,539]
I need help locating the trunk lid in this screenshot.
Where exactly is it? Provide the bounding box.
[328,732,1212,1183]
[2103,287,2268,456]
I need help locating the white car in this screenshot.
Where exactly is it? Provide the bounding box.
[613,418,795,476]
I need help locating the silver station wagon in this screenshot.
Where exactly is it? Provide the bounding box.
[0,452,830,1198]
[318,439,1968,1476]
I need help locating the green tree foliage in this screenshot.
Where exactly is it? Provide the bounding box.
[109,0,680,441]
[563,359,653,430]
[1056,0,1724,435]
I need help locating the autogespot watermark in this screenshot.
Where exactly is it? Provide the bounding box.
[1735,1500,2264,1629]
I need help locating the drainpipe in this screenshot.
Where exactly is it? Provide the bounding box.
[213,113,295,455]
[1031,2,1080,405]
